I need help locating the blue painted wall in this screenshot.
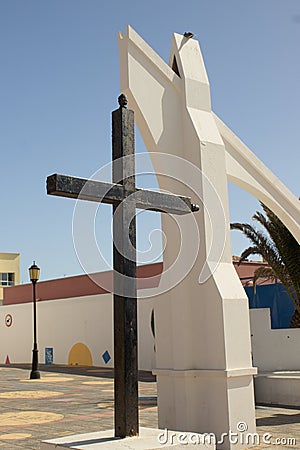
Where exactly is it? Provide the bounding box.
[246,283,295,329]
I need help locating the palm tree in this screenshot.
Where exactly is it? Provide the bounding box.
[231,202,300,327]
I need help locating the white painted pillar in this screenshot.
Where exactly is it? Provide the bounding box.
[119,26,257,449]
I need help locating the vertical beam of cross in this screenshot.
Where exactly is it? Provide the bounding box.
[112,95,138,437]
[46,94,198,439]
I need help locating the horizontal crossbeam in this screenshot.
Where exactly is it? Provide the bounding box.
[47,174,199,215]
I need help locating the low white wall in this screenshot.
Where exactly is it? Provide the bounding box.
[250,308,300,371]
[0,294,155,370]
[2,302,299,374]
[255,372,300,406]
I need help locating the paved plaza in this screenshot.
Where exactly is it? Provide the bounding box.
[0,365,298,449]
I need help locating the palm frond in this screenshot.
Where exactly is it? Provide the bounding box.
[231,201,300,320]
[253,266,276,282]
[252,266,276,292]
[238,247,260,264]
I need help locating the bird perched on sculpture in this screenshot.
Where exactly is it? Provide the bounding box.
[184,32,196,38]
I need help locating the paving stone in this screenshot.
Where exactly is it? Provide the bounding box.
[0,365,299,449]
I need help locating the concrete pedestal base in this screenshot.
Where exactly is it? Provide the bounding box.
[154,368,257,450]
[41,427,216,449]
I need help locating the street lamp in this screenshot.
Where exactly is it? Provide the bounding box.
[29,261,40,379]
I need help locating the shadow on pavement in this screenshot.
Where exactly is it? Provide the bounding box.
[0,363,156,382]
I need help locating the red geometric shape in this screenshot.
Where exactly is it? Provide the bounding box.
[5,355,10,364]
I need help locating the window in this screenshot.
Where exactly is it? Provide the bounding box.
[0,273,15,287]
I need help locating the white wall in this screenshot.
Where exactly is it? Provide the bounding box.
[250,308,300,372]
[0,294,156,371]
[2,300,299,375]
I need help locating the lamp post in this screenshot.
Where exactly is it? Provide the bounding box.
[29,261,40,379]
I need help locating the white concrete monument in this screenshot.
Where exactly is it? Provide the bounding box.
[118,26,300,449]
[42,26,300,450]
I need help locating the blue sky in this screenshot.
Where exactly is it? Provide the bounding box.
[0,0,299,283]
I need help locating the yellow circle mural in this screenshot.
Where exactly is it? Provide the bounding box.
[68,342,93,366]
[22,377,73,383]
[0,433,32,440]
[97,401,114,409]
[0,411,63,426]
[0,391,62,399]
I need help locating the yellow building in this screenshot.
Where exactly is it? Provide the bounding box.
[0,253,20,302]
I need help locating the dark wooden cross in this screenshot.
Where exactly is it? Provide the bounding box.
[46,94,198,438]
